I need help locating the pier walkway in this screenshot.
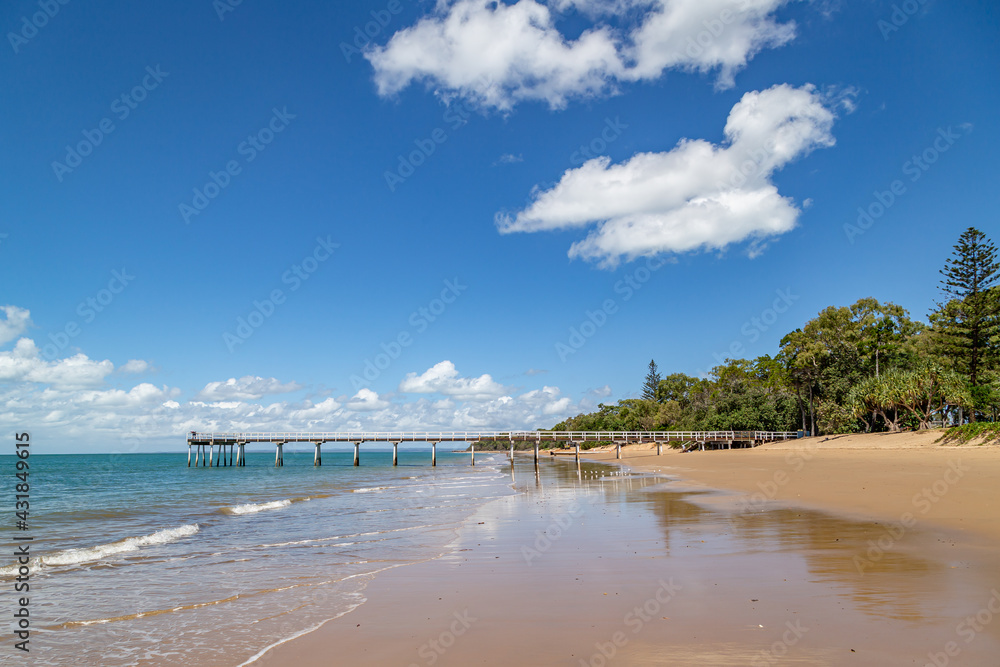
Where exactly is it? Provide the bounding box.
[186,430,803,467]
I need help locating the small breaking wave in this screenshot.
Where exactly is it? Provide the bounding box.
[224,500,293,515]
[0,524,200,576]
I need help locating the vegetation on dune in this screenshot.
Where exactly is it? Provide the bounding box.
[549,227,1000,437]
[936,422,1000,445]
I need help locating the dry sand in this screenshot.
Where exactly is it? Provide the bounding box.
[252,432,1000,667]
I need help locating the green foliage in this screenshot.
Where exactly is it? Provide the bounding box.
[930,227,1000,390]
[553,230,998,436]
[641,360,661,401]
[848,365,970,432]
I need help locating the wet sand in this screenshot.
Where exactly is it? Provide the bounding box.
[583,432,1000,542]
[254,436,1000,666]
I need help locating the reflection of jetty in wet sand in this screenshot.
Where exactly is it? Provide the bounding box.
[185,430,803,467]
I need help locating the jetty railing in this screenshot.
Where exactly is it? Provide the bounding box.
[185,430,802,468]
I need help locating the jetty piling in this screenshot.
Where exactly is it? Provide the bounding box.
[184,430,801,468]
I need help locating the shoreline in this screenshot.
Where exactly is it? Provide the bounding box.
[251,435,1000,666]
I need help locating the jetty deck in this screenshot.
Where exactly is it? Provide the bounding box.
[186,430,803,467]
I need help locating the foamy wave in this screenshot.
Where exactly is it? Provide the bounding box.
[0,525,200,576]
[353,486,389,493]
[224,499,292,515]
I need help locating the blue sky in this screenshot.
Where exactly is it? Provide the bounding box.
[1,0,998,452]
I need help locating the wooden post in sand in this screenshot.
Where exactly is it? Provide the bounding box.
[616,442,621,459]
[471,442,475,466]
[575,442,580,463]
[353,442,360,466]
[657,440,662,456]
[509,441,514,462]
[432,442,437,466]
[534,440,539,464]
[392,441,399,466]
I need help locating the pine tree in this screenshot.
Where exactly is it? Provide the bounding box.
[930,227,1000,414]
[642,359,661,401]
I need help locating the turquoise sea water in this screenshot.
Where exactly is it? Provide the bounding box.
[0,449,517,666]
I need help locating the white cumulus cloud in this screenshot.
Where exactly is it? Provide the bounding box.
[368,0,623,110]
[399,360,509,401]
[0,338,115,388]
[624,0,795,88]
[366,0,796,110]
[497,83,837,266]
[0,342,585,450]
[346,388,391,411]
[0,306,32,346]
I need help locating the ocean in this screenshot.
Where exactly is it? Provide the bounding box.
[0,448,524,666]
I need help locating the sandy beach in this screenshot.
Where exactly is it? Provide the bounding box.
[254,433,1000,666]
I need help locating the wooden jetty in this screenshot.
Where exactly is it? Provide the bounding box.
[185,430,803,468]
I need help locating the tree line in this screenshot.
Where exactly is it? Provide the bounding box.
[552,227,1000,436]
